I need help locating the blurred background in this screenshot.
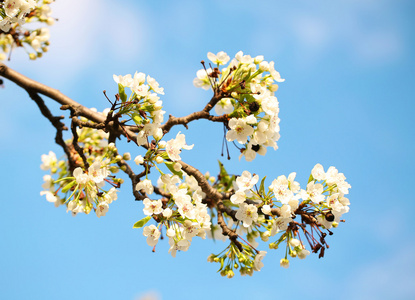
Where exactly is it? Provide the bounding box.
[1,0,414,299]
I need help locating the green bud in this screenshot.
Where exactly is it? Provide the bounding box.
[29,53,37,60]
[109,166,119,173]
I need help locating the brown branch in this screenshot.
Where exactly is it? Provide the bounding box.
[116,158,146,201]
[179,160,223,201]
[71,117,90,170]
[0,63,106,124]
[26,91,78,172]
[161,91,227,133]
[71,117,106,130]
[217,208,243,252]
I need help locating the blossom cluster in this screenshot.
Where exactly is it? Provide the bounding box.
[134,173,212,257]
[193,51,284,161]
[40,110,124,217]
[0,0,54,60]
[113,72,167,146]
[207,163,351,276]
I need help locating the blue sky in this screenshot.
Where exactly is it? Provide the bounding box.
[1,0,414,299]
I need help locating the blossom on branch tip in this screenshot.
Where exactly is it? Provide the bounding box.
[166,131,194,162]
[96,201,109,218]
[253,251,267,271]
[226,118,254,144]
[143,198,163,216]
[136,179,154,195]
[235,203,258,227]
[143,225,161,247]
[236,171,259,192]
[207,51,230,65]
[193,68,212,90]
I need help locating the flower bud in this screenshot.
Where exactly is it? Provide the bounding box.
[261,231,271,242]
[134,155,144,165]
[46,17,55,26]
[29,53,37,60]
[166,228,175,238]
[270,84,279,92]
[289,238,300,247]
[173,162,182,172]
[108,143,116,151]
[262,205,271,215]
[162,208,172,219]
[123,152,131,160]
[153,128,163,141]
[207,254,216,262]
[254,55,264,64]
[115,155,122,162]
[280,258,290,268]
[109,166,119,173]
[231,92,238,98]
[158,141,167,148]
[155,156,164,164]
[259,61,269,72]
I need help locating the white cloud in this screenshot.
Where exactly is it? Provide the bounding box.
[9,0,149,85]
[284,0,405,67]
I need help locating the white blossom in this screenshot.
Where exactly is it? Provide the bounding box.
[235,203,258,227]
[136,179,154,195]
[166,131,194,161]
[207,51,230,65]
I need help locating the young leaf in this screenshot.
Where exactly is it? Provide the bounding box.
[259,176,267,196]
[118,83,127,103]
[61,181,76,193]
[133,216,151,228]
[165,161,183,179]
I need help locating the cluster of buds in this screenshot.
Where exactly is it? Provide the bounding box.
[193,51,284,161]
[40,110,125,217]
[208,243,267,278]
[0,0,54,60]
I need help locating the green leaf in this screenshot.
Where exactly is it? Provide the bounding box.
[218,160,229,179]
[118,83,127,103]
[133,216,151,228]
[61,180,76,193]
[259,176,267,196]
[165,161,183,179]
[159,151,169,160]
[131,113,143,125]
